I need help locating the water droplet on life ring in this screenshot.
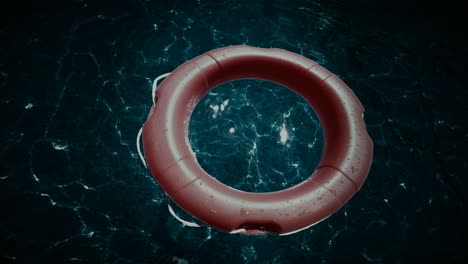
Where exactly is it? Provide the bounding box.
[240,208,250,216]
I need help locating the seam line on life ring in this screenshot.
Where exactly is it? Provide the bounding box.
[160,154,191,174]
[323,73,333,81]
[320,182,347,205]
[303,63,319,74]
[193,61,210,89]
[205,53,223,73]
[309,64,332,81]
[171,176,203,197]
[317,165,358,191]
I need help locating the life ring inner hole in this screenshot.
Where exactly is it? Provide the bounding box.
[188,79,324,193]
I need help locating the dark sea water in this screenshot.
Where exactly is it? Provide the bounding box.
[1,0,467,263]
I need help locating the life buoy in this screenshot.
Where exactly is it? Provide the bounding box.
[142,45,373,235]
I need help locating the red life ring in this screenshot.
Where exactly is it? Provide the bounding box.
[142,45,373,235]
